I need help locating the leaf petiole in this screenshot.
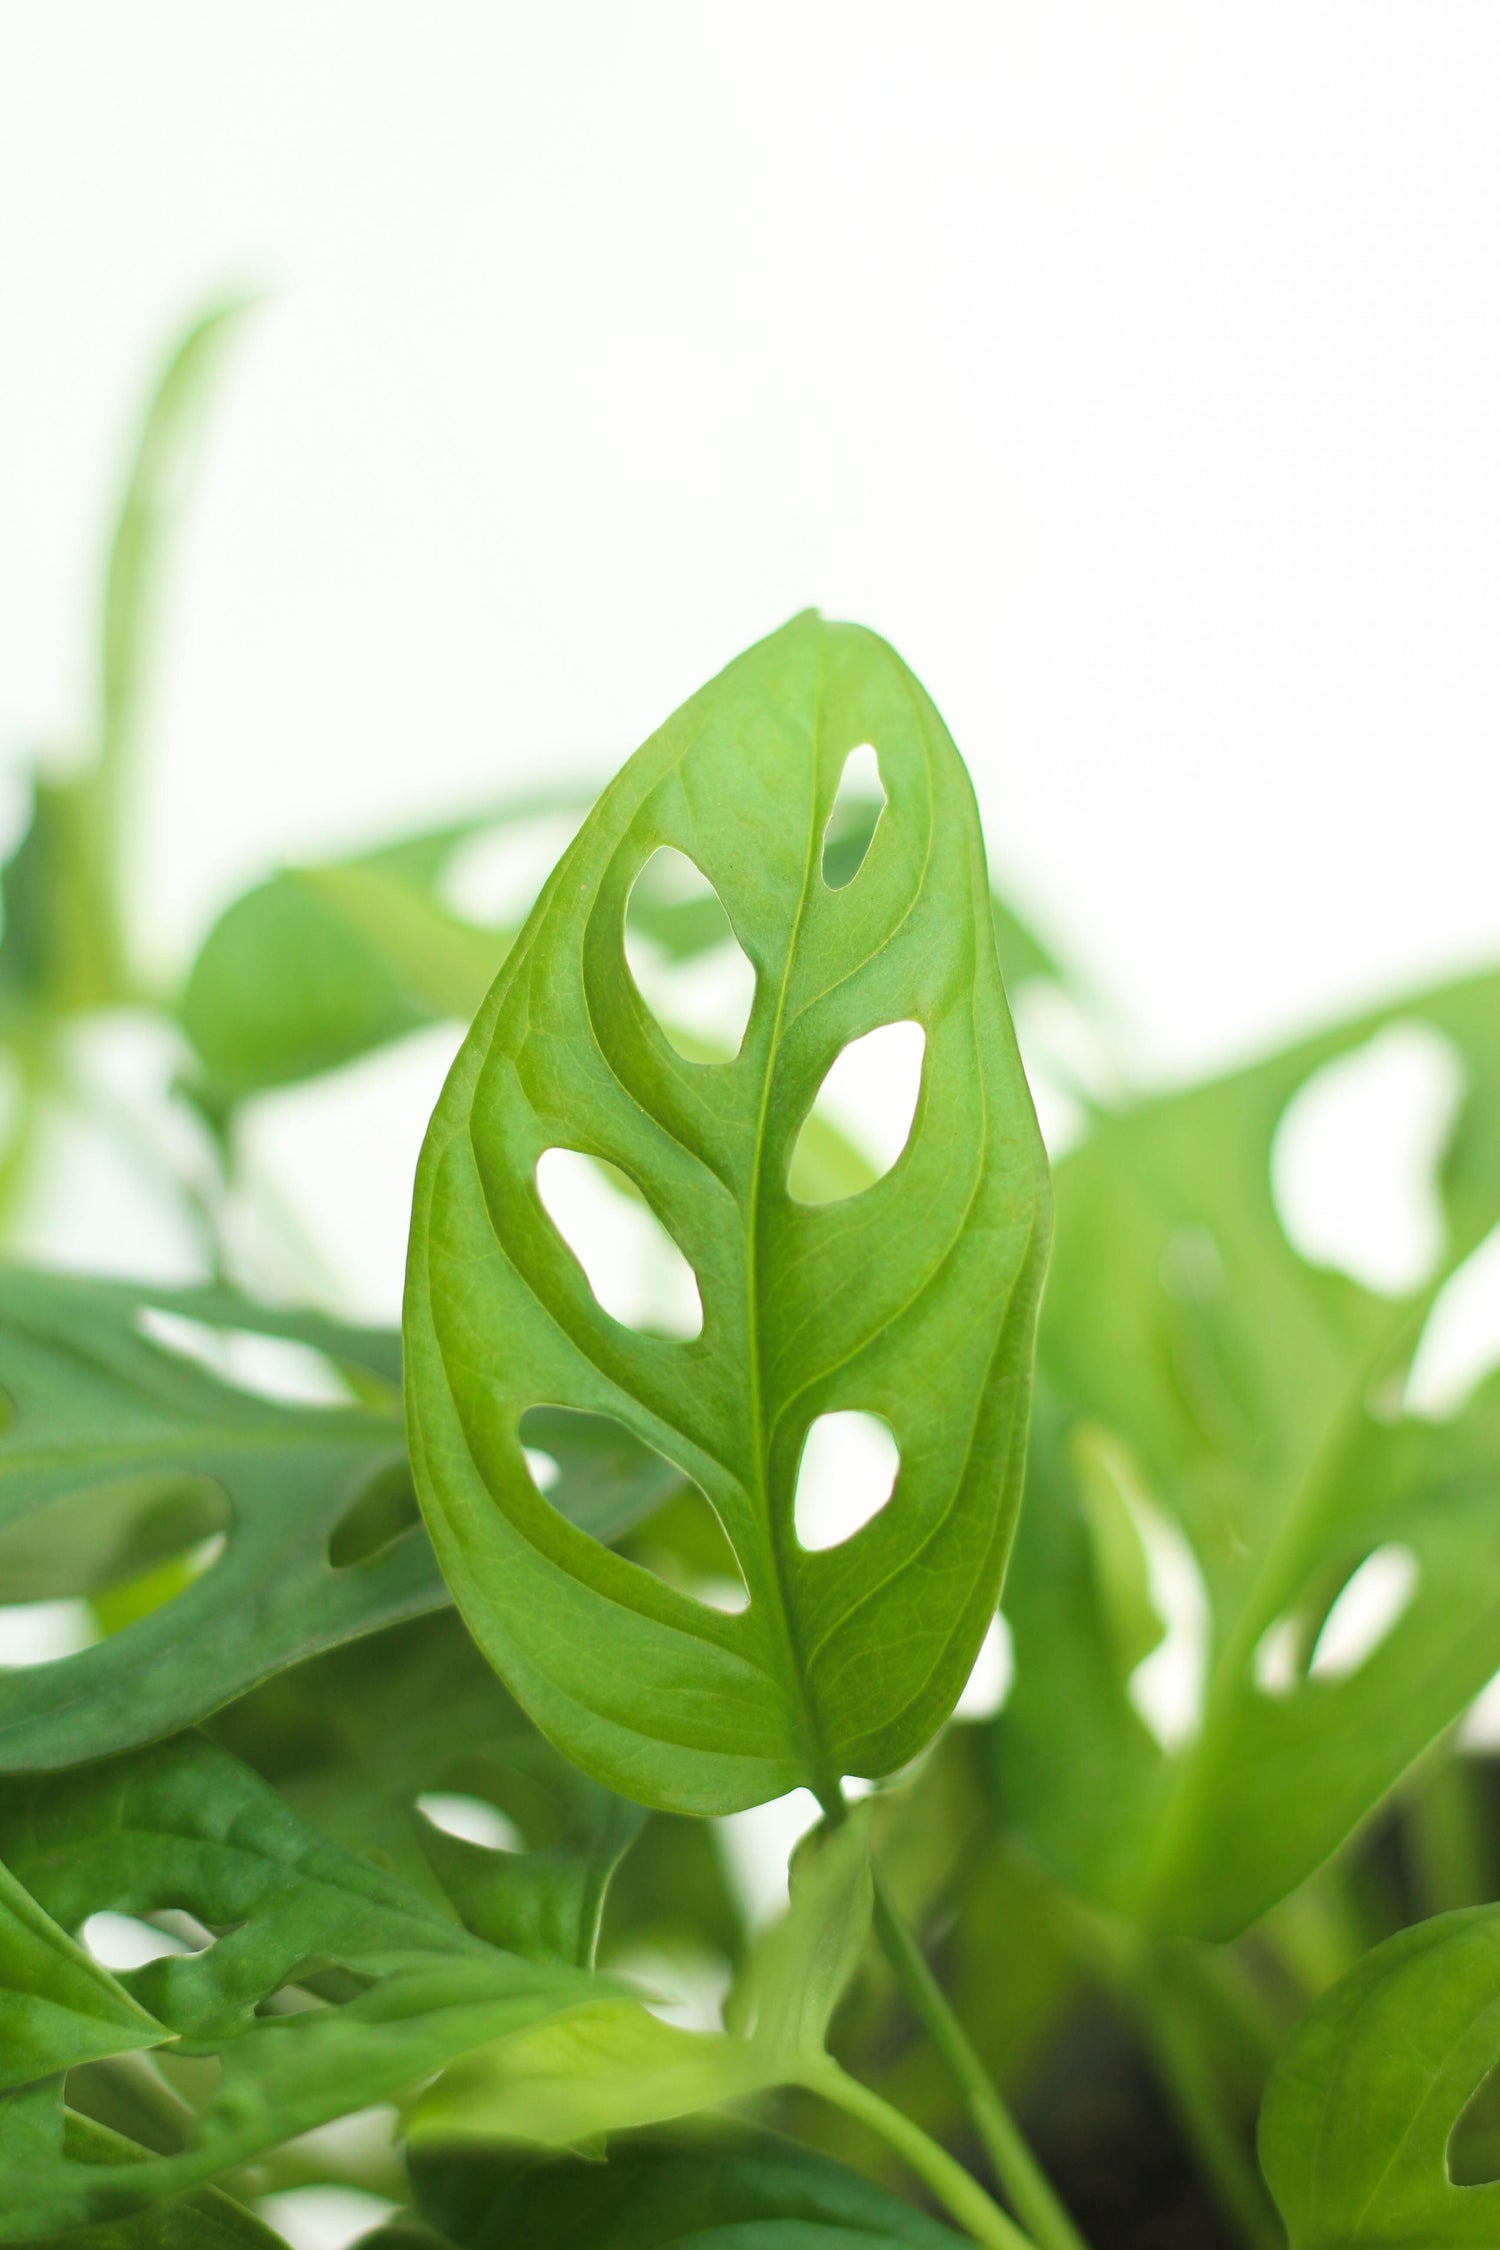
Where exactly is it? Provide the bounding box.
[867,1863,1091,2250]
[801,2057,1039,2250]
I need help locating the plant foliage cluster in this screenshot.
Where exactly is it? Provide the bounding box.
[3,311,1500,2249]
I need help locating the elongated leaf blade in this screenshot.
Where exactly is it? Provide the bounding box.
[405,612,1050,1814]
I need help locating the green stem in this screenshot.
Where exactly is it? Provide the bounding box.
[1133,1978,1282,2250]
[869,1869,1090,2250]
[807,2058,1038,2250]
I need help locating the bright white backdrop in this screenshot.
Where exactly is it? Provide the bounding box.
[3,17,1499,2237]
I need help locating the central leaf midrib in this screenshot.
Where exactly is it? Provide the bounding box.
[741,638,834,1804]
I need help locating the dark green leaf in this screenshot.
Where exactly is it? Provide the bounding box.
[1260,1905,1500,2246]
[405,2126,966,2247]
[0,1269,436,1771]
[0,1736,611,2240]
[405,612,1050,1814]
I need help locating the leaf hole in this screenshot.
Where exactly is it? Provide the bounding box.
[416,1792,523,1853]
[1254,1543,1421,1696]
[523,1406,749,1613]
[1124,1499,1209,1752]
[137,1308,355,1408]
[821,744,886,890]
[81,1908,216,1971]
[327,1464,422,1568]
[1270,1025,1466,1296]
[787,1022,926,1206]
[535,1149,702,1338]
[1450,2058,1500,2185]
[953,1613,1016,1721]
[624,847,756,1061]
[1406,1221,1500,1419]
[0,1598,100,1668]
[0,1473,231,1609]
[793,1411,900,1553]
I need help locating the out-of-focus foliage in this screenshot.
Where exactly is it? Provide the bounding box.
[4,307,1500,2250]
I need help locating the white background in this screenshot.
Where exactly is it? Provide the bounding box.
[5,4,1498,1084]
[2,19,1497,2235]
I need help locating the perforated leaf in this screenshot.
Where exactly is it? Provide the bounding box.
[992,968,1500,1937]
[1260,1906,1500,2246]
[0,1270,687,1772]
[0,1737,612,2240]
[405,612,1050,1814]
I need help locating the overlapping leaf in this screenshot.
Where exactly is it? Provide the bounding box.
[392,2127,966,2248]
[1259,1904,1500,2246]
[180,795,582,1105]
[0,1269,435,1769]
[992,969,1500,1936]
[0,1735,613,2240]
[405,612,1051,1814]
[0,1269,691,1772]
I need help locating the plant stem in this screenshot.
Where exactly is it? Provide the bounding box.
[869,1867,1090,2250]
[1132,1978,1283,2250]
[808,2058,1039,2250]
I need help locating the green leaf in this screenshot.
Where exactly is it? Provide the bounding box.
[0,1736,612,2241]
[403,2126,966,2247]
[0,1861,163,2092]
[409,1807,873,2152]
[212,1611,646,1968]
[991,969,1500,1936]
[0,300,254,1019]
[1259,1905,1500,2246]
[25,2111,283,2248]
[0,1269,686,1772]
[0,1269,436,1771]
[405,612,1051,1815]
[180,793,585,1104]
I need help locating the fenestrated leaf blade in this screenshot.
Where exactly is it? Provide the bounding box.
[1260,1905,1500,2247]
[405,612,1051,1814]
[991,968,1500,1937]
[0,1269,691,1771]
[0,1736,615,2241]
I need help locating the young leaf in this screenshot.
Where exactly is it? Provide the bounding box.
[409,1807,874,2152]
[405,612,1051,1814]
[0,1736,614,2239]
[991,968,1500,1937]
[1259,1905,1500,2246]
[402,2125,967,2247]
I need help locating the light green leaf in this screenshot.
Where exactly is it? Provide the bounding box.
[0,1861,163,2093]
[0,300,254,1020]
[402,2125,966,2247]
[1260,1905,1500,2246]
[409,1806,873,2151]
[180,793,585,1104]
[0,1736,612,2241]
[405,611,1051,1815]
[992,969,1500,1936]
